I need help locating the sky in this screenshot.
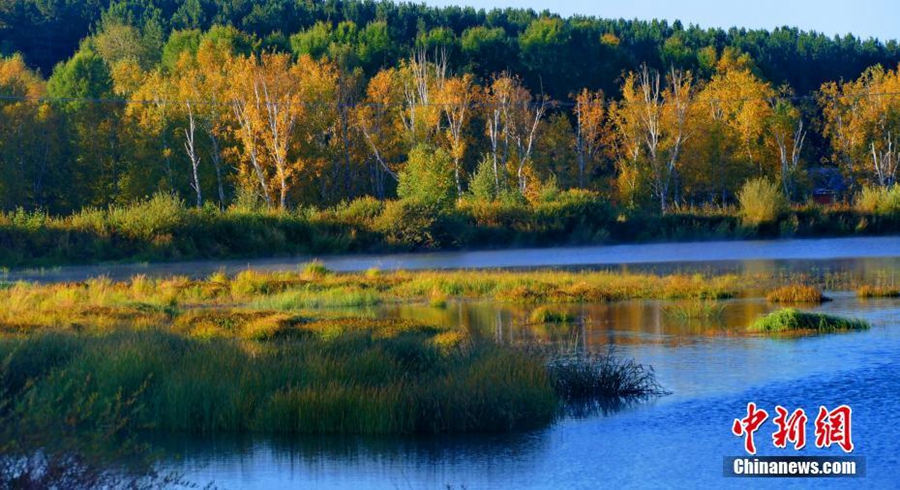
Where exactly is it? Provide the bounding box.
[421,0,899,41]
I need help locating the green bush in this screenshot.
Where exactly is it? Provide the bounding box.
[856,185,900,217]
[397,144,457,209]
[468,154,500,202]
[375,200,438,248]
[738,178,788,226]
[332,196,384,225]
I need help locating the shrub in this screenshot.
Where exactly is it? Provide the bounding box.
[738,178,788,226]
[856,185,900,217]
[468,154,500,202]
[396,144,457,209]
[108,192,187,241]
[374,200,438,248]
[329,196,384,225]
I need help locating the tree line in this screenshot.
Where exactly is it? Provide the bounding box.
[1,3,900,214]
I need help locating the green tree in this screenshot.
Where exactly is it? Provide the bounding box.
[397,144,457,208]
[468,154,499,202]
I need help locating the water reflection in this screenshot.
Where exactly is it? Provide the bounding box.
[375,298,777,347]
[153,430,554,490]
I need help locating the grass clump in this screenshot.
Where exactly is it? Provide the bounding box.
[738,178,788,227]
[529,307,576,324]
[664,297,726,320]
[0,306,670,437]
[748,308,870,334]
[766,285,830,304]
[856,285,900,298]
[547,350,670,401]
[428,287,448,309]
[301,260,330,279]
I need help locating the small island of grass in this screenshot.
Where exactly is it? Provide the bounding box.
[749,308,870,334]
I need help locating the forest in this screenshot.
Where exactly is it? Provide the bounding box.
[3,0,900,265]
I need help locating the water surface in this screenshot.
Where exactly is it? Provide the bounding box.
[158,295,900,488]
[8,235,900,283]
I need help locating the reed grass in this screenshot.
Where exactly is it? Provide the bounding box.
[0,269,747,329]
[0,306,667,437]
[0,326,558,435]
[856,285,900,298]
[765,285,829,304]
[664,297,727,320]
[529,307,577,324]
[547,350,670,401]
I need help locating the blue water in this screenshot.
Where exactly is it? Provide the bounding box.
[158,296,900,489]
[16,236,900,487]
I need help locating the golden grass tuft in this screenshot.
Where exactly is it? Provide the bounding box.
[856,285,900,298]
[765,285,828,304]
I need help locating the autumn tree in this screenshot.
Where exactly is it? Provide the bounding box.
[229,53,337,209]
[398,49,446,146]
[616,64,693,212]
[437,73,476,195]
[572,88,605,189]
[608,98,645,208]
[483,72,547,195]
[355,67,404,198]
[0,55,60,209]
[768,92,807,198]
[127,70,178,196]
[820,64,900,189]
[699,51,775,178]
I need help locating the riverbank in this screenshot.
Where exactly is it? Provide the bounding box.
[4,193,900,269]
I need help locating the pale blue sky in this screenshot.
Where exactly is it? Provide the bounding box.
[421,0,899,41]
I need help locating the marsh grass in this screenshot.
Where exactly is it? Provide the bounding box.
[765,285,830,304]
[0,270,746,330]
[856,285,900,298]
[748,308,870,334]
[0,323,562,435]
[664,297,727,321]
[301,260,331,279]
[249,288,382,310]
[0,293,670,438]
[428,287,449,309]
[547,350,670,401]
[529,307,577,324]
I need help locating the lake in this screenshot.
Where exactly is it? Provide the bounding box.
[154,294,899,488]
[12,236,900,488]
